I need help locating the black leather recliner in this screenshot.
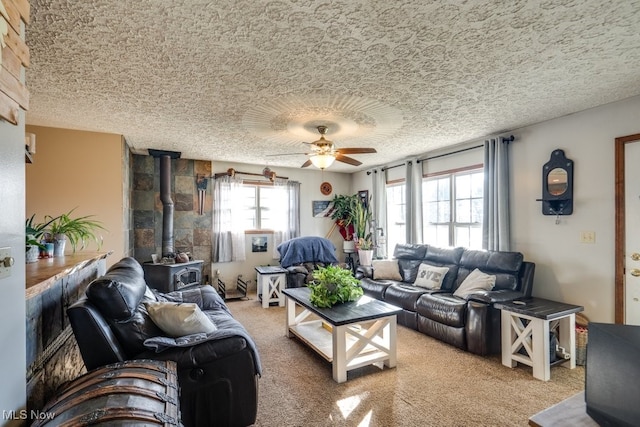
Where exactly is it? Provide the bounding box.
[67,257,260,427]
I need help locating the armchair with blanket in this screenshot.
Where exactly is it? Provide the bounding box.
[67,257,260,427]
[277,236,341,288]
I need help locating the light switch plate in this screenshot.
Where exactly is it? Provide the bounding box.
[0,247,13,279]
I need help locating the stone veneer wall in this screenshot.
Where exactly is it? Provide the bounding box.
[132,154,212,280]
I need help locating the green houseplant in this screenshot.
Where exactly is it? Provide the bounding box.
[352,197,374,265]
[25,214,59,263]
[308,265,363,308]
[330,194,360,242]
[44,209,107,255]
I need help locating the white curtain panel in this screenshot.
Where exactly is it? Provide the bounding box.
[212,175,246,262]
[483,138,511,251]
[271,179,301,259]
[405,158,424,244]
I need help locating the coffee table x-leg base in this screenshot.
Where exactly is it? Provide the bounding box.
[285,300,397,383]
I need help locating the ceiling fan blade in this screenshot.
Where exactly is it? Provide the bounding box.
[301,159,312,168]
[336,147,377,154]
[265,152,309,157]
[335,154,362,166]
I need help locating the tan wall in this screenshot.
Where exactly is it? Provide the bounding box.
[25,126,125,266]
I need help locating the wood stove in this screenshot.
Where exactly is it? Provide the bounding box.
[142,149,204,292]
[142,260,204,293]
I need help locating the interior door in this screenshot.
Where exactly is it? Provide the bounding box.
[615,133,640,324]
[624,142,640,324]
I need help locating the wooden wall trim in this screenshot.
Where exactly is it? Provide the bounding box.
[614,133,640,324]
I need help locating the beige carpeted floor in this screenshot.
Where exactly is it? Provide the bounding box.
[227,294,584,427]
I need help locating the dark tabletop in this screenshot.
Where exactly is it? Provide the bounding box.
[283,287,402,326]
[495,297,583,320]
[255,265,287,274]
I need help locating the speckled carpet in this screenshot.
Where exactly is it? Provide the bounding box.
[227,294,584,427]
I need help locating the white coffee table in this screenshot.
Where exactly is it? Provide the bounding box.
[283,287,401,383]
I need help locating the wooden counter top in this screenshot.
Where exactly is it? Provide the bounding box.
[26,251,113,299]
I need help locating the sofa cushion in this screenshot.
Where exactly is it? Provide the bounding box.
[372,260,402,280]
[384,284,433,311]
[86,257,148,320]
[146,301,218,337]
[414,263,449,289]
[359,277,397,300]
[416,293,467,328]
[458,249,523,291]
[393,244,428,260]
[453,268,496,299]
[397,259,423,283]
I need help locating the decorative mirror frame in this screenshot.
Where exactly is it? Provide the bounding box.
[540,149,573,216]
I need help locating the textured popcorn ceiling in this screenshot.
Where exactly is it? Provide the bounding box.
[25,0,640,172]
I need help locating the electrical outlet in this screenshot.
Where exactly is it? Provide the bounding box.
[0,247,14,279]
[580,231,596,244]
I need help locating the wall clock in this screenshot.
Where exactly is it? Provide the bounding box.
[320,181,332,195]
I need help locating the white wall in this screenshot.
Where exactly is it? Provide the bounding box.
[512,95,640,323]
[0,112,27,421]
[210,161,351,290]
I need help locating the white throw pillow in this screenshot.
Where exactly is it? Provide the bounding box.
[145,301,217,337]
[453,268,496,299]
[413,263,450,289]
[372,260,402,281]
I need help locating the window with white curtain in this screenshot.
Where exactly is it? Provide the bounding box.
[240,184,280,231]
[422,168,484,249]
[386,183,406,254]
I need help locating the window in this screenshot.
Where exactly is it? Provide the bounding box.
[386,183,406,254]
[240,184,279,230]
[423,169,483,249]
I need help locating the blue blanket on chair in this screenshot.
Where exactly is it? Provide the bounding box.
[277,236,339,268]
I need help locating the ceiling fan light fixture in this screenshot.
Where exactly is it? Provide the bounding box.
[310,153,336,169]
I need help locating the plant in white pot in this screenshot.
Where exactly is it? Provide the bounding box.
[352,196,374,266]
[44,209,107,256]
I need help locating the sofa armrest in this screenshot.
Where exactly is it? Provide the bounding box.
[467,289,525,305]
[287,265,309,275]
[138,335,250,368]
[161,286,230,313]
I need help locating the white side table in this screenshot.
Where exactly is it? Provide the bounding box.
[495,297,583,381]
[255,266,287,308]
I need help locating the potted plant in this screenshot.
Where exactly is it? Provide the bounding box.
[44,209,107,256]
[25,214,59,263]
[352,197,374,265]
[307,265,363,308]
[330,194,360,251]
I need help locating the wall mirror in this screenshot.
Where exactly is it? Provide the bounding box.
[540,149,573,216]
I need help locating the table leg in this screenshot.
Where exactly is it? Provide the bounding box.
[501,310,517,368]
[384,315,397,368]
[285,297,295,338]
[332,325,347,383]
[532,319,551,381]
[558,314,576,369]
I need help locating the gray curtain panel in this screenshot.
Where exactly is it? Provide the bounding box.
[405,158,423,244]
[212,175,246,262]
[483,138,511,251]
[371,168,388,259]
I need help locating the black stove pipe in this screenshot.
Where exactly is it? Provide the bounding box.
[148,149,181,258]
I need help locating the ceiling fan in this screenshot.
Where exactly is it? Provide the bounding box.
[294,125,377,169]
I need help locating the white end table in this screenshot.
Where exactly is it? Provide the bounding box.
[255,266,287,308]
[495,297,583,381]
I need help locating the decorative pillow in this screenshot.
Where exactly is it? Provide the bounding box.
[145,301,217,337]
[413,263,450,289]
[453,268,496,299]
[372,260,402,280]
